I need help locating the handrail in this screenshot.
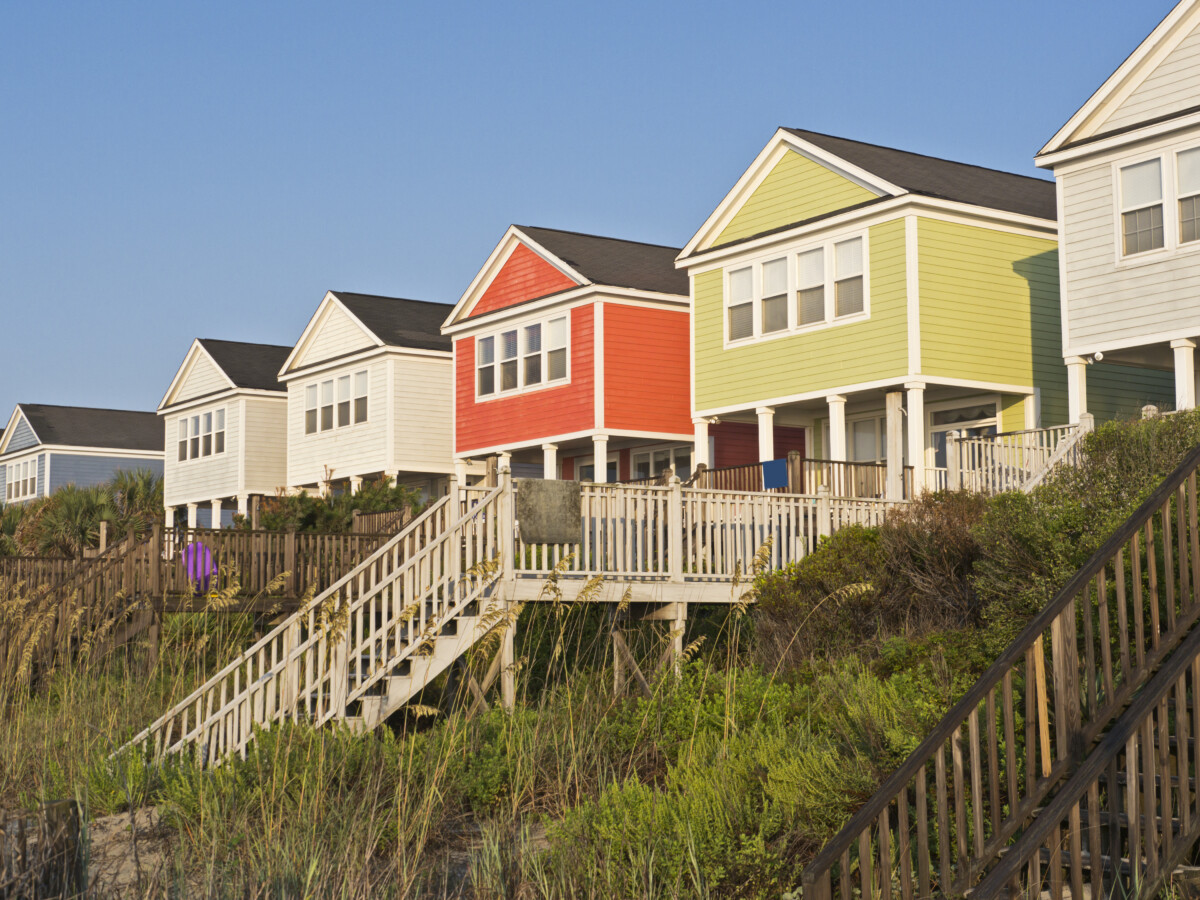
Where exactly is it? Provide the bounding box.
[802,442,1200,897]
[1020,418,1093,494]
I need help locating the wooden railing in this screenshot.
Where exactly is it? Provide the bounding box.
[351,506,415,535]
[0,556,76,591]
[626,455,914,500]
[947,418,1092,496]
[802,444,1200,898]
[123,489,504,764]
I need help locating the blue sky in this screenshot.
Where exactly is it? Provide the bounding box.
[0,0,1178,413]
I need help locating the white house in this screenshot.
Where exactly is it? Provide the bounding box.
[279,290,457,498]
[159,339,291,528]
[1035,0,1198,420]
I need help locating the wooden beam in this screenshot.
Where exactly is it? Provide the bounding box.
[611,631,652,699]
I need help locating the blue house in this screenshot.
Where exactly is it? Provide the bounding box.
[0,404,165,505]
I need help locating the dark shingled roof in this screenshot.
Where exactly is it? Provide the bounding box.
[15,404,163,453]
[517,226,689,296]
[198,339,290,392]
[332,292,453,352]
[783,129,1058,222]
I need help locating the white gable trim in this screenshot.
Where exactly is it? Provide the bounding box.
[159,339,238,412]
[280,291,384,376]
[0,406,39,455]
[678,128,900,261]
[1038,0,1200,157]
[158,387,285,416]
[442,284,689,337]
[442,225,589,330]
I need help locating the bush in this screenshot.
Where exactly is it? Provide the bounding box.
[246,477,423,533]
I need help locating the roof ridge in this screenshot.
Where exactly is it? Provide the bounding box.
[516,224,683,252]
[19,403,156,415]
[199,337,292,350]
[786,127,1054,186]
[332,290,453,308]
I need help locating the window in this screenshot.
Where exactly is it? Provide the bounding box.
[1120,159,1165,255]
[177,407,228,462]
[1180,148,1200,244]
[929,402,998,468]
[725,233,868,344]
[6,460,37,501]
[305,370,368,433]
[475,315,569,398]
[631,445,693,481]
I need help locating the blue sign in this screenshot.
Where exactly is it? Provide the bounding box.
[762,458,789,490]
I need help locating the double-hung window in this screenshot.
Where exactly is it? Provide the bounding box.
[476,315,569,398]
[834,238,865,316]
[1120,159,1165,256]
[797,248,825,326]
[177,408,226,461]
[761,259,788,334]
[728,268,754,340]
[305,370,368,434]
[1179,147,1200,245]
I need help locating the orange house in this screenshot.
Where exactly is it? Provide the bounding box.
[443,225,804,482]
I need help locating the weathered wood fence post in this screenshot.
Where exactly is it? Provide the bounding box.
[947,430,962,490]
[817,485,831,541]
[668,474,683,583]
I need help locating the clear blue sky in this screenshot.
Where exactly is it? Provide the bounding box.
[0,0,1178,413]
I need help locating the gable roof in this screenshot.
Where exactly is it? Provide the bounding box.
[681,128,1057,260]
[330,292,452,352]
[3,404,163,454]
[197,339,290,392]
[1038,0,1200,159]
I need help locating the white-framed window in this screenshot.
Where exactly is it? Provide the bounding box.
[1114,143,1200,261]
[724,232,869,345]
[1179,147,1200,245]
[631,444,693,481]
[476,314,569,399]
[1120,158,1165,256]
[177,407,226,462]
[928,401,998,469]
[305,370,368,435]
[5,459,37,501]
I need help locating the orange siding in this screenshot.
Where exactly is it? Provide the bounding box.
[603,303,692,434]
[455,305,596,453]
[471,244,579,318]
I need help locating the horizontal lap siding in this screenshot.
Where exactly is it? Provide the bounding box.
[712,422,806,467]
[287,360,389,486]
[51,453,163,493]
[176,354,230,403]
[603,303,691,434]
[716,150,878,245]
[455,305,596,453]
[918,218,1069,425]
[393,356,455,473]
[37,455,45,499]
[163,402,242,506]
[1062,130,1200,350]
[1104,23,1200,132]
[7,416,38,453]
[693,218,909,413]
[241,397,288,495]
[296,304,375,368]
[1088,362,1175,421]
[470,244,578,318]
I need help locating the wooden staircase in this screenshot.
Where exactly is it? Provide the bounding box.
[802,444,1200,899]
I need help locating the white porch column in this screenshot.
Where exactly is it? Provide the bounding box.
[591,436,609,483]
[497,451,512,475]
[885,390,905,500]
[692,418,710,469]
[756,407,775,462]
[1173,339,1197,411]
[349,475,363,494]
[1066,356,1089,424]
[454,459,469,486]
[826,395,847,462]
[165,506,174,531]
[236,495,249,519]
[905,382,926,495]
[186,503,198,529]
[211,499,223,529]
[542,443,558,480]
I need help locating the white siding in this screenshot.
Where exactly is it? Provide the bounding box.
[175,353,230,404]
[162,402,241,507]
[1061,124,1200,350]
[1104,22,1200,133]
[287,359,389,487]
[393,355,455,474]
[292,304,375,369]
[241,397,288,495]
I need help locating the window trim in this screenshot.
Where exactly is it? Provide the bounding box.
[304,369,370,435]
[5,457,37,502]
[1111,141,1200,268]
[722,229,871,349]
[176,406,227,463]
[474,312,571,401]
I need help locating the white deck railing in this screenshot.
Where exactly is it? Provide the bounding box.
[935,417,1094,496]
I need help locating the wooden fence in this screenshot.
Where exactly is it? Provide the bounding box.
[0,557,76,592]
[0,800,82,899]
[625,455,914,500]
[351,507,415,535]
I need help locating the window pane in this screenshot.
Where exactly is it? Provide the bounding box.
[729,267,752,303]
[524,323,541,353]
[1182,196,1200,244]
[525,354,542,385]
[501,331,518,360]
[932,404,996,426]
[501,360,518,391]
[479,367,495,395]
[835,238,863,279]
[835,276,864,316]
[729,302,753,340]
[338,375,351,401]
[216,408,225,430]
[799,286,825,325]
[178,441,187,462]
[354,370,368,397]
[762,296,788,333]
[320,380,333,404]
[548,348,567,381]
[178,420,187,440]
[354,396,368,423]
[797,248,823,287]
[191,436,200,458]
[633,454,651,480]
[548,317,567,348]
[338,400,350,427]
[202,434,212,457]
[1123,205,1165,255]
[674,449,691,478]
[321,406,333,431]
[653,450,671,475]
[762,258,788,296]
[853,420,877,462]
[306,384,317,409]
[203,412,212,434]
[305,409,317,434]
[1122,158,1163,207]
[215,432,225,454]
[478,336,495,365]
[191,415,200,435]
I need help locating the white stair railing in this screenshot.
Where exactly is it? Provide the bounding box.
[123,483,505,765]
[948,417,1093,496]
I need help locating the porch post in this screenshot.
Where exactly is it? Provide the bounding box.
[1066,356,1088,424]
[210,499,223,529]
[164,505,174,532]
[454,458,469,486]
[905,381,926,495]
[1172,339,1197,411]
[826,395,847,461]
[755,407,775,462]
[186,503,198,529]
[591,435,609,483]
[349,475,363,494]
[885,390,904,500]
[236,494,249,519]
[692,418,710,469]
[541,443,558,480]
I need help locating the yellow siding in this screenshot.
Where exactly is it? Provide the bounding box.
[693,218,909,412]
[715,150,878,246]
